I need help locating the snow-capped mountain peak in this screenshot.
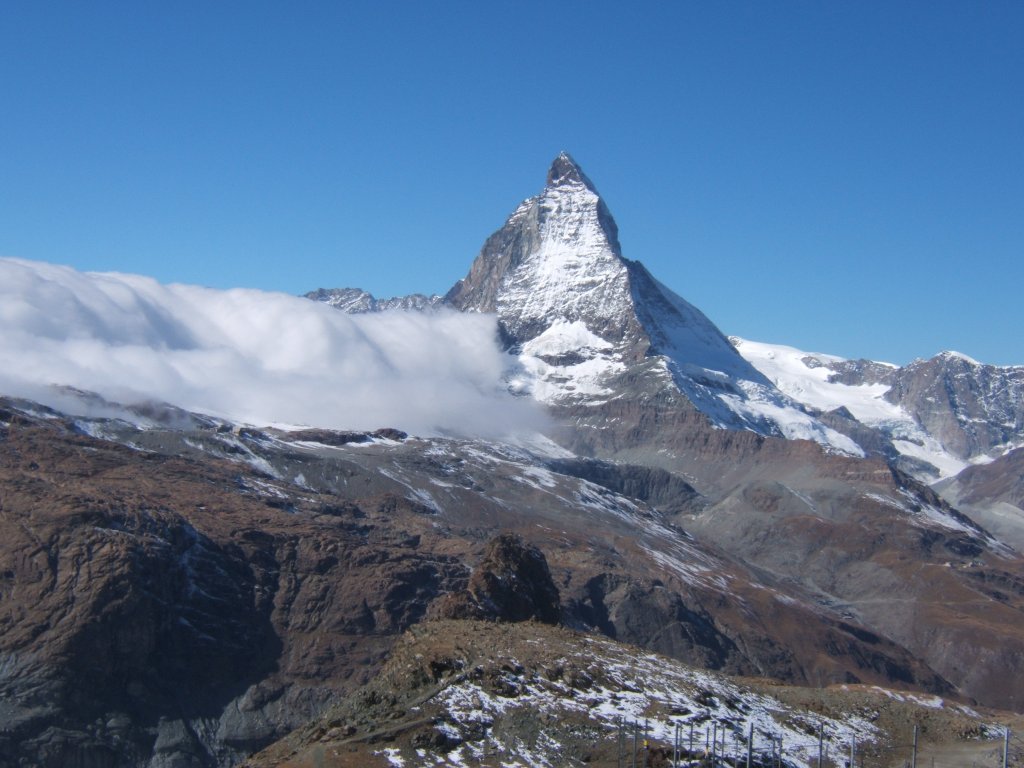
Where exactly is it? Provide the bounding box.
[446,152,628,344]
[447,154,862,454]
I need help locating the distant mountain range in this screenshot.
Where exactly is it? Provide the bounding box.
[2,154,1022,768]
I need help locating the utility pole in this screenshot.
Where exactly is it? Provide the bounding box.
[911,725,918,768]
[713,723,718,768]
[632,721,638,768]
[850,736,855,768]
[1003,726,1010,768]
[818,721,824,768]
[747,722,753,768]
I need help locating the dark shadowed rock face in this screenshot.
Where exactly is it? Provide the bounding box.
[434,533,561,625]
[0,409,470,768]
[546,456,704,515]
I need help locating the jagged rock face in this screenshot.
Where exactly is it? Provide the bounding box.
[885,353,1024,460]
[812,350,1024,465]
[816,357,898,387]
[444,152,745,365]
[446,152,643,349]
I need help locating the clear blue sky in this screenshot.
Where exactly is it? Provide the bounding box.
[2,2,1021,365]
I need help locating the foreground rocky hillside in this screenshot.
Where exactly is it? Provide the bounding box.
[246,619,1010,768]
[0,401,471,766]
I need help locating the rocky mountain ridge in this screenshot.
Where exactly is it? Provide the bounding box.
[734,338,1024,484]
[245,619,1008,768]
[304,287,443,313]
[1,395,974,767]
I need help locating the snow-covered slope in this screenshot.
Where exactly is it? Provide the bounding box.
[446,153,860,454]
[734,337,1024,479]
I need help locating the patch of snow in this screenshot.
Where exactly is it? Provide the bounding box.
[892,439,969,479]
[522,319,612,356]
[939,350,982,366]
[518,466,558,489]
[735,338,973,478]
[376,748,405,767]
[862,493,910,512]
[407,487,442,513]
[720,386,865,456]
[514,350,624,405]
[866,687,946,709]
[239,477,289,499]
[432,634,882,768]
[897,490,979,536]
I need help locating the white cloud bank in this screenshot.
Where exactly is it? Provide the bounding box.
[0,257,545,437]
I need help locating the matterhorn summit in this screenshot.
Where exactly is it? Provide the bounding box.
[446,151,636,345]
[446,153,859,452]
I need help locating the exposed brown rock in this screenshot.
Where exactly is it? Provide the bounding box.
[0,411,466,766]
[432,533,561,624]
[0,397,1004,767]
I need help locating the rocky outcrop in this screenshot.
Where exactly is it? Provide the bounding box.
[433,533,561,625]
